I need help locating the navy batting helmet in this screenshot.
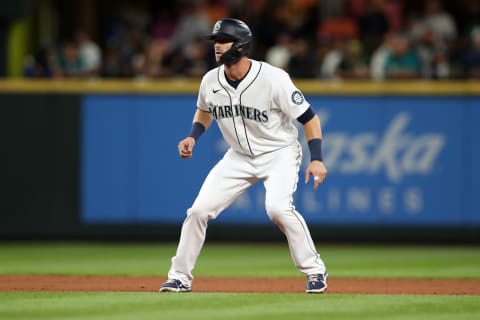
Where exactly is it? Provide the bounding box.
[207,18,252,65]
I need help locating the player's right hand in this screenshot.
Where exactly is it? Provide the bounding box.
[178,137,196,159]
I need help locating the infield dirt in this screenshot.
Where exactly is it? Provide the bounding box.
[1,275,479,294]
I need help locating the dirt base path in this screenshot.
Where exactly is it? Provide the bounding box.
[1,275,479,295]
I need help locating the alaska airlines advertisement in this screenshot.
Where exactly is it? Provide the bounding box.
[81,95,479,226]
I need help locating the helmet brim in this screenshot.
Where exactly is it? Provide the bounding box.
[205,33,238,42]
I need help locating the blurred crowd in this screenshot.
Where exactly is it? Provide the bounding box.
[23,0,480,80]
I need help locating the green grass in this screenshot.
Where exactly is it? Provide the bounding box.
[1,243,479,320]
[0,292,479,320]
[0,242,479,278]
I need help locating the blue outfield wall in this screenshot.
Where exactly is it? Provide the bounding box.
[81,94,480,227]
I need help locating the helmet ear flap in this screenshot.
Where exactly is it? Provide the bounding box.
[220,41,251,65]
[220,44,243,65]
[234,41,251,56]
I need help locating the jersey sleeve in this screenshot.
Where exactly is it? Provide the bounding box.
[196,76,209,112]
[273,71,310,119]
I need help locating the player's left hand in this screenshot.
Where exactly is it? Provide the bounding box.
[305,160,327,190]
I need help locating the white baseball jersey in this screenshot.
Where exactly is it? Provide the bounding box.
[197,59,310,156]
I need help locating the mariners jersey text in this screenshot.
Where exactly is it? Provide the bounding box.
[208,104,268,123]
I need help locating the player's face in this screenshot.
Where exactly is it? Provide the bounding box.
[213,38,234,63]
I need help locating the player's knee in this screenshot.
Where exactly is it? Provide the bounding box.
[187,206,215,222]
[265,201,287,222]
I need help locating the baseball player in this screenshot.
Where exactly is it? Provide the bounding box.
[160,18,328,293]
